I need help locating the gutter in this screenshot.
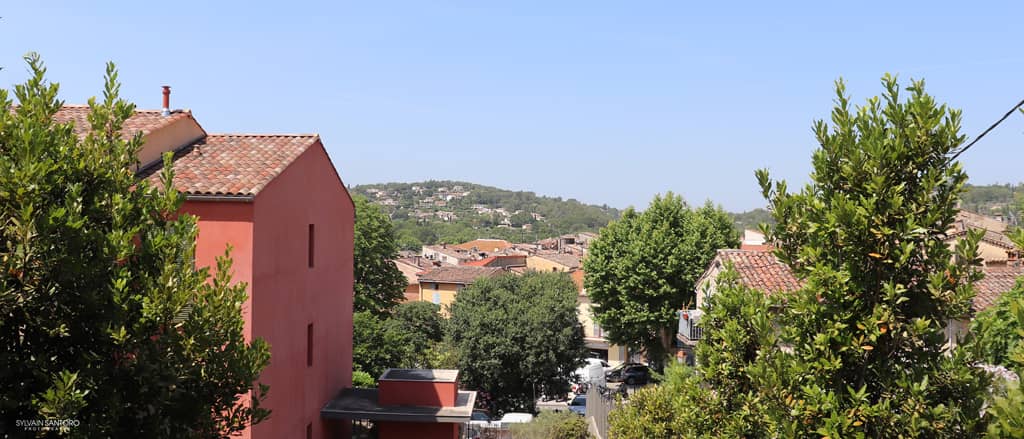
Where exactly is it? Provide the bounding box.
[185,194,255,203]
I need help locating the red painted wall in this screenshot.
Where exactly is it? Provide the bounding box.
[379,422,458,439]
[378,381,457,407]
[187,201,255,340]
[250,142,354,439]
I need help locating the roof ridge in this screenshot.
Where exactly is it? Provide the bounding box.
[206,133,319,138]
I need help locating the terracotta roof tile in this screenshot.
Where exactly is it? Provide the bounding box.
[417,266,503,285]
[535,252,582,269]
[137,134,319,197]
[974,265,1024,312]
[53,105,193,137]
[717,249,1022,312]
[716,249,803,294]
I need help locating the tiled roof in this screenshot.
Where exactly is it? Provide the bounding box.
[947,211,1017,250]
[716,249,803,294]
[137,134,319,197]
[417,266,503,285]
[535,252,582,269]
[453,239,513,252]
[717,249,1021,312]
[974,265,1024,312]
[53,105,194,137]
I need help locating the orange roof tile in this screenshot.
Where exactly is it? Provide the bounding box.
[137,134,319,197]
[53,105,194,137]
[715,249,803,294]
[974,265,1024,312]
[417,266,503,285]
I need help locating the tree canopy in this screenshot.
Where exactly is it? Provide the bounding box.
[0,55,269,437]
[448,272,587,414]
[353,194,407,316]
[584,196,737,368]
[611,76,996,437]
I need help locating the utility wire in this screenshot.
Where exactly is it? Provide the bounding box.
[949,98,1024,162]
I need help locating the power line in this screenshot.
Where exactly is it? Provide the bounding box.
[949,98,1024,162]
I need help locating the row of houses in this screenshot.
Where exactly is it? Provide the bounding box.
[393,234,635,365]
[678,210,1024,364]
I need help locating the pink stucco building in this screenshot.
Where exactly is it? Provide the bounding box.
[56,89,355,439]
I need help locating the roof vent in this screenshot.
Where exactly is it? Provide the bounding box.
[161,86,171,116]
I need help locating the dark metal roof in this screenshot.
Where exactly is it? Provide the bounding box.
[380,368,459,382]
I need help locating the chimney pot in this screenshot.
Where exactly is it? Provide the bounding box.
[161,86,171,116]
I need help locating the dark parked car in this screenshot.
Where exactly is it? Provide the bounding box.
[568,395,587,416]
[605,363,650,385]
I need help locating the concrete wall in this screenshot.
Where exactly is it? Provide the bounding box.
[250,142,354,439]
[137,115,205,170]
[419,281,462,312]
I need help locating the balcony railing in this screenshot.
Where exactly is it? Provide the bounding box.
[678,310,704,341]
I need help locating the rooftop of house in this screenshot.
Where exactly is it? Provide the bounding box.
[452,239,513,252]
[53,105,323,198]
[947,210,1017,251]
[138,134,320,197]
[709,249,1020,313]
[417,266,504,285]
[53,104,196,137]
[422,245,473,260]
[710,249,803,294]
[974,264,1024,312]
[533,252,582,269]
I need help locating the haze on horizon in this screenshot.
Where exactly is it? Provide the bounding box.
[2,1,1022,211]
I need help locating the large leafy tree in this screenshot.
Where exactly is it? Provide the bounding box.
[584,196,737,368]
[0,55,269,437]
[353,194,407,316]
[612,76,996,438]
[351,301,446,379]
[754,76,990,437]
[448,272,587,414]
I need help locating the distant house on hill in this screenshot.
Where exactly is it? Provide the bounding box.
[421,244,473,266]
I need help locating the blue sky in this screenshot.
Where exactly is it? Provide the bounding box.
[2,1,1022,211]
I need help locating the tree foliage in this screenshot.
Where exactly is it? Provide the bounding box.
[447,272,587,414]
[612,76,996,437]
[353,194,407,316]
[509,410,591,439]
[351,301,446,379]
[0,55,269,437]
[584,196,737,367]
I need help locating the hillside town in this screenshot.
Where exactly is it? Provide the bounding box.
[5,3,1024,439]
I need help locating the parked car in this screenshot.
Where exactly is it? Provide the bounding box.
[568,395,587,416]
[573,358,611,384]
[605,363,650,385]
[497,412,534,428]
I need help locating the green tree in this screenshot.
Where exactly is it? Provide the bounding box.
[353,194,407,316]
[584,196,737,369]
[754,76,991,437]
[0,55,269,437]
[351,311,414,379]
[611,76,996,438]
[448,272,587,414]
[609,269,790,437]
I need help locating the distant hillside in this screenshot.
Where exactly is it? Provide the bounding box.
[352,181,1020,251]
[729,208,774,232]
[351,181,620,250]
[960,183,1024,224]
